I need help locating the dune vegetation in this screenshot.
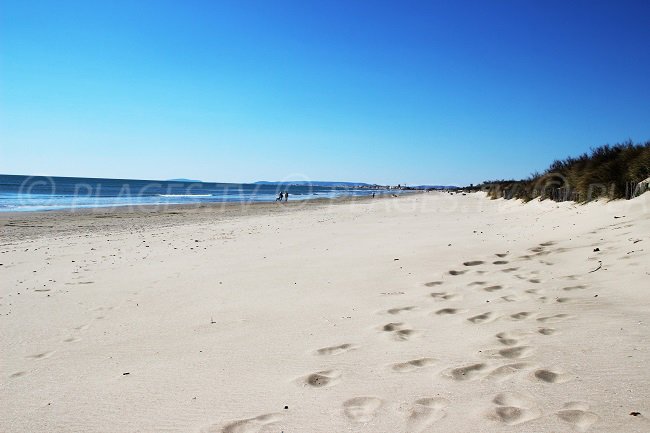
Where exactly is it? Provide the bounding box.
[475,140,650,202]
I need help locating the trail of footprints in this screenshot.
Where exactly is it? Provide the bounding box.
[209,241,602,432]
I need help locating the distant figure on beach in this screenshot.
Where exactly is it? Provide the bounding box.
[372,192,375,198]
[284,191,289,201]
[277,192,283,201]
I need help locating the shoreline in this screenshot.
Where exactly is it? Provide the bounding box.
[0,191,421,242]
[0,192,398,215]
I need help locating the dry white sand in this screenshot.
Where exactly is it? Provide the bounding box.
[1,192,649,433]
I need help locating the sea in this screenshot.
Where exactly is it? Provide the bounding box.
[0,174,392,212]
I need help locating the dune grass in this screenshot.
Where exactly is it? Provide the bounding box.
[476,140,650,202]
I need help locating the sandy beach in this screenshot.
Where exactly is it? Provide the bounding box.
[1,192,649,433]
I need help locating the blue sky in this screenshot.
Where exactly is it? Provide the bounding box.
[1,0,649,185]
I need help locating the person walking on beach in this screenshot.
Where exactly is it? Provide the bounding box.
[284,191,289,202]
[277,192,283,202]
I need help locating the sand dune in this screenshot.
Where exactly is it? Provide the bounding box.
[1,192,649,432]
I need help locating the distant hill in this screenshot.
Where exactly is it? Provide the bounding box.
[255,181,459,189]
[413,185,459,190]
[167,178,203,183]
[255,181,374,187]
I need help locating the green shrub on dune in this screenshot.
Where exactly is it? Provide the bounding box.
[479,140,650,202]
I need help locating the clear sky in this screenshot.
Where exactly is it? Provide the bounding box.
[1,0,649,185]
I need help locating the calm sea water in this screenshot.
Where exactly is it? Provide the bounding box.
[0,175,390,212]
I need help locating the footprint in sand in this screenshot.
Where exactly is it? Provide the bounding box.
[555,297,577,304]
[315,343,354,356]
[469,281,487,286]
[443,363,489,381]
[434,308,465,315]
[495,253,509,258]
[467,312,494,324]
[406,397,449,432]
[529,278,541,284]
[382,322,404,332]
[502,267,519,272]
[557,402,599,431]
[424,281,443,287]
[463,260,485,266]
[487,391,541,425]
[381,322,419,341]
[563,285,587,291]
[497,346,535,359]
[27,351,55,360]
[393,329,419,341]
[208,413,284,433]
[9,371,27,378]
[343,397,383,423]
[391,357,437,373]
[484,345,535,360]
[302,370,341,388]
[448,270,467,276]
[537,314,571,323]
[508,311,533,321]
[487,362,534,381]
[386,306,417,315]
[430,292,460,301]
[63,337,82,343]
[495,331,527,346]
[493,260,509,265]
[483,285,503,292]
[533,368,572,384]
[564,274,581,281]
[538,327,558,336]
